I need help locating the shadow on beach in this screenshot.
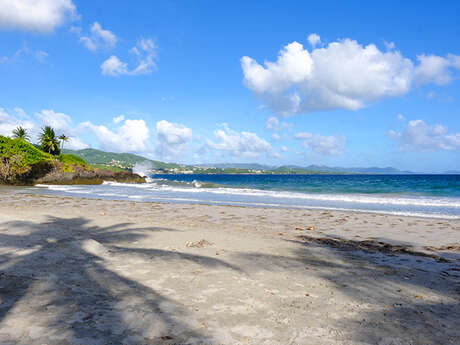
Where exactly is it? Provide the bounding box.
[0,215,459,344]
[231,234,460,344]
[0,216,238,344]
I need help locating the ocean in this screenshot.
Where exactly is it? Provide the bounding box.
[29,174,460,219]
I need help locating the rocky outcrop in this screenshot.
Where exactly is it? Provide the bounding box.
[34,167,146,185]
[1,163,145,186]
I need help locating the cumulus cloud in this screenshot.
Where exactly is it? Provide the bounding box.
[155,120,192,158]
[242,34,460,116]
[101,38,157,76]
[0,107,89,149]
[206,124,273,158]
[80,22,117,51]
[36,109,73,132]
[272,133,280,141]
[414,54,460,86]
[307,33,321,47]
[82,118,150,152]
[66,137,89,150]
[280,145,288,152]
[101,56,128,76]
[295,132,346,156]
[0,0,77,33]
[388,119,460,151]
[0,107,36,137]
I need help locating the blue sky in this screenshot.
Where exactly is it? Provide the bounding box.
[0,0,459,172]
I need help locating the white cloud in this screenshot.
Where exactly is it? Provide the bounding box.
[113,115,125,124]
[80,22,117,51]
[206,124,273,158]
[0,0,77,33]
[66,137,89,150]
[384,41,395,50]
[272,133,280,141]
[155,120,192,158]
[101,38,157,76]
[0,107,93,150]
[397,113,405,121]
[280,145,288,152]
[295,132,346,156]
[388,119,460,151]
[307,33,321,47]
[101,55,128,76]
[82,118,150,152]
[414,54,460,86]
[266,117,279,130]
[0,107,36,138]
[265,116,291,131]
[36,109,73,132]
[11,45,49,63]
[242,35,460,116]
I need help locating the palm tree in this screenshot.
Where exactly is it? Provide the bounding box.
[39,126,61,155]
[12,126,30,141]
[58,134,69,150]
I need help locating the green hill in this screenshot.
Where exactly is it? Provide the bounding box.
[62,148,182,171]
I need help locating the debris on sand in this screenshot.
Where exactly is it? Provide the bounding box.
[307,226,315,231]
[295,227,304,231]
[185,239,214,248]
[298,235,449,262]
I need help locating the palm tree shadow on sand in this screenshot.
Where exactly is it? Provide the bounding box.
[0,216,240,344]
[230,234,460,344]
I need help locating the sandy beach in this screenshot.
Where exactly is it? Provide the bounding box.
[0,189,459,345]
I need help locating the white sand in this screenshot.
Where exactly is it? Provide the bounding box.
[0,190,459,344]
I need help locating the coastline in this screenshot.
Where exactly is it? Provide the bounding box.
[0,191,459,344]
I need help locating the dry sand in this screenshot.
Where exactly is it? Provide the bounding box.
[0,190,459,344]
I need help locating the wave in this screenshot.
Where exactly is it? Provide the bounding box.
[99,181,460,208]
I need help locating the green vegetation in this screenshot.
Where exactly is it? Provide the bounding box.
[58,153,89,172]
[1,128,147,185]
[90,164,129,172]
[58,153,88,167]
[12,126,30,141]
[62,148,182,171]
[0,135,54,182]
[39,126,61,156]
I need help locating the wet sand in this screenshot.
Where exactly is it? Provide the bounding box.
[0,191,459,344]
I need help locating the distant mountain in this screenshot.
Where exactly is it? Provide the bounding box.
[196,163,275,170]
[443,170,460,174]
[205,163,415,174]
[63,148,417,174]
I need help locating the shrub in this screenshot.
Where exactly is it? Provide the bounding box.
[0,136,54,182]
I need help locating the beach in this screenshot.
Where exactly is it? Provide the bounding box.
[0,190,459,345]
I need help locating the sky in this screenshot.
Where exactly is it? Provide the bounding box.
[0,0,459,172]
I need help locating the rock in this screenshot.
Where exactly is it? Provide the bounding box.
[307,226,315,231]
[295,227,304,231]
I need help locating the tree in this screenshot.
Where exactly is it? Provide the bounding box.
[39,126,61,156]
[58,134,69,150]
[12,126,30,141]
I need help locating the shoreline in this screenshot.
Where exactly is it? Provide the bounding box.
[14,182,460,220]
[0,191,459,344]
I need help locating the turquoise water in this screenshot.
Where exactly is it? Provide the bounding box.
[153,174,460,197]
[31,174,460,219]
